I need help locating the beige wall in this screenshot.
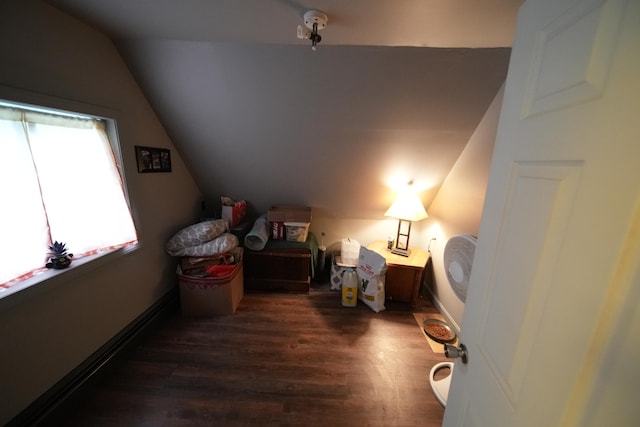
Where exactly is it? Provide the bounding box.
[0,0,506,421]
[0,1,202,423]
[416,84,505,329]
[119,40,510,224]
[313,84,505,329]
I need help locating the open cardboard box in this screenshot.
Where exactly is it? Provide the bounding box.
[177,262,244,316]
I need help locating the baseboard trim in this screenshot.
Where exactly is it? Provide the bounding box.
[420,256,461,333]
[8,288,179,427]
[424,286,461,333]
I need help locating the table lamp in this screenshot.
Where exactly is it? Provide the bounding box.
[384,189,428,256]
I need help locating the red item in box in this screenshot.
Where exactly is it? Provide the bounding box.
[271,221,285,240]
[206,264,238,277]
[178,262,244,316]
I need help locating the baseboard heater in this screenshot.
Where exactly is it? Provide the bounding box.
[8,288,179,427]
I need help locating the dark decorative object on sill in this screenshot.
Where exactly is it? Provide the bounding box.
[46,241,73,269]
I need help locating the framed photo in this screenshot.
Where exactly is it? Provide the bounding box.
[135,146,171,173]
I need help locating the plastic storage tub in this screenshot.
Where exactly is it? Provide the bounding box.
[284,222,310,242]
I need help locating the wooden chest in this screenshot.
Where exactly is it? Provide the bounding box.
[243,247,311,293]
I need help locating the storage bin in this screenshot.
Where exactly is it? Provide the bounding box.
[330,256,348,290]
[177,262,244,316]
[284,222,310,242]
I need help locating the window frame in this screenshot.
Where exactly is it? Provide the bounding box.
[0,89,142,304]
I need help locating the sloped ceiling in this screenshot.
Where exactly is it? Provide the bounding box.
[47,0,523,219]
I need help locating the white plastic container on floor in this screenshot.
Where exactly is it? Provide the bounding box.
[341,267,358,307]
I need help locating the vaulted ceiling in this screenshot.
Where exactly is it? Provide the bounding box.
[47,0,522,47]
[47,0,523,219]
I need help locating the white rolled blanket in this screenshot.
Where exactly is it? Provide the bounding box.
[244,216,270,251]
[166,219,238,256]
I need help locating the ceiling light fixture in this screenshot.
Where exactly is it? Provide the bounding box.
[297,10,328,51]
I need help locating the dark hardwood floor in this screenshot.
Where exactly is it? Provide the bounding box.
[64,283,448,426]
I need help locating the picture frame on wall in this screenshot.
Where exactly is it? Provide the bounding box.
[135,146,171,173]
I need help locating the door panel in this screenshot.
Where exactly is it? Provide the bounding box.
[443,0,639,425]
[524,0,626,116]
[480,162,582,402]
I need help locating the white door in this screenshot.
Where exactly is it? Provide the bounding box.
[443,0,640,426]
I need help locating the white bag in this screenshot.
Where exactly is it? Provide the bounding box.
[356,247,387,313]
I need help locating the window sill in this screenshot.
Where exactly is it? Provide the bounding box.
[0,243,140,312]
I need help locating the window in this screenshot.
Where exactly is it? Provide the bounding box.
[0,102,138,293]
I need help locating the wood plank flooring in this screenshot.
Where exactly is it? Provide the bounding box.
[65,285,448,426]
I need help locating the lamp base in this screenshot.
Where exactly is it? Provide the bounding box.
[391,219,413,257]
[391,247,411,257]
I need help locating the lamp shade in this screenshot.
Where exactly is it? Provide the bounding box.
[384,192,428,222]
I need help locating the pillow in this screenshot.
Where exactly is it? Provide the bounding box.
[166,219,228,255]
[167,233,239,257]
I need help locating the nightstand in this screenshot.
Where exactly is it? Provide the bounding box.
[367,240,430,308]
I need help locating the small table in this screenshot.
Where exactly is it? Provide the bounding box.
[367,240,430,308]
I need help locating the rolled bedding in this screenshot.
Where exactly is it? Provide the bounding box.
[244,216,270,251]
[168,233,238,257]
[166,219,238,256]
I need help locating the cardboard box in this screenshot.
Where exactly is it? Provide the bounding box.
[222,200,247,227]
[178,262,244,316]
[267,205,312,223]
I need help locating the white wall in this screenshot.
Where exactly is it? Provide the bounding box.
[309,217,401,253]
[0,1,202,423]
[415,84,505,330]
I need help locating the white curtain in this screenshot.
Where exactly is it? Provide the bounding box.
[0,106,138,287]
